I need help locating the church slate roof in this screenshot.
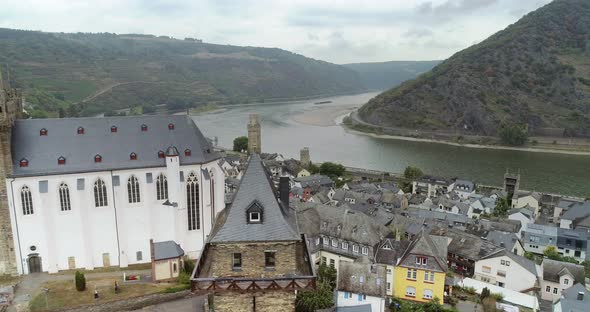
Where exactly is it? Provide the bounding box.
[11,115,219,177]
[210,154,300,243]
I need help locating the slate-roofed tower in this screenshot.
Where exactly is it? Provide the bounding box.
[247,114,261,154]
[0,66,23,274]
[191,154,315,311]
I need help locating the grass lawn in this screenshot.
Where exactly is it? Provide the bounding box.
[28,276,180,312]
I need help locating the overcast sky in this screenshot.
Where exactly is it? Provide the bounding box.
[0,0,551,64]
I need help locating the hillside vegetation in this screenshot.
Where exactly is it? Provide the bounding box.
[359,0,590,138]
[343,60,440,90]
[0,29,365,117]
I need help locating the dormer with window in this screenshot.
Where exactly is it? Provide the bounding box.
[94,154,102,163]
[416,256,428,265]
[57,156,66,165]
[168,123,175,130]
[184,149,191,157]
[19,158,29,167]
[111,125,117,133]
[246,200,263,224]
[130,152,137,160]
[40,128,48,136]
[158,151,165,159]
[141,124,148,132]
[77,127,84,134]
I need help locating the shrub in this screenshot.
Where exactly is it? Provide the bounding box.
[178,272,190,285]
[491,292,504,301]
[499,122,528,146]
[480,287,491,300]
[183,259,195,274]
[75,271,86,291]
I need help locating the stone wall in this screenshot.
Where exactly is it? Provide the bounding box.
[58,290,191,312]
[0,82,19,275]
[214,291,296,312]
[208,242,297,278]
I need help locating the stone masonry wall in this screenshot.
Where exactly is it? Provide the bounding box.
[208,242,297,278]
[214,291,296,312]
[0,85,18,275]
[58,290,191,312]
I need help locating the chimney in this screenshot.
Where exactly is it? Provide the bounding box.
[578,292,584,301]
[279,177,290,209]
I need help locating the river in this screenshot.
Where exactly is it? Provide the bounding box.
[191,92,590,198]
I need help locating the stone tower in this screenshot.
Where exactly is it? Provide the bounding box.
[247,114,261,154]
[300,147,310,167]
[0,66,23,274]
[503,169,520,201]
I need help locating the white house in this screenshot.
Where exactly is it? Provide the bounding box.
[508,208,535,232]
[337,260,386,312]
[511,192,541,216]
[6,116,225,274]
[540,259,586,302]
[452,179,476,200]
[473,250,539,294]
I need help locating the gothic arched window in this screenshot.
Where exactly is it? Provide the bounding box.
[21,185,33,215]
[156,173,168,200]
[186,172,200,230]
[59,183,71,211]
[127,175,141,203]
[94,178,108,207]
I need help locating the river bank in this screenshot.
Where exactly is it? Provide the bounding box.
[344,112,590,156]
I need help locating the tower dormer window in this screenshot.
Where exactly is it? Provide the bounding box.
[111,125,117,133]
[158,151,165,159]
[184,149,191,157]
[168,123,175,130]
[77,127,84,134]
[57,156,66,165]
[130,152,137,160]
[94,154,102,163]
[19,158,29,167]
[40,128,48,136]
[246,200,263,224]
[141,124,148,132]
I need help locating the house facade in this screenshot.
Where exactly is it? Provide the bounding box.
[4,116,224,275]
[473,250,539,294]
[393,231,447,304]
[540,259,586,302]
[337,260,387,312]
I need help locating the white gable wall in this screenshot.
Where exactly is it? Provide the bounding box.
[473,255,538,293]
[7,160,224,274]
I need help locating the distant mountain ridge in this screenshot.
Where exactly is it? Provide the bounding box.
[0,29,366,117]
[343,60,440,90]
[359,0,590,137]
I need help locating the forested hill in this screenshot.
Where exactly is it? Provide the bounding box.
[343,60,440,90]
[359,0,590,137]
[0,28,366,117]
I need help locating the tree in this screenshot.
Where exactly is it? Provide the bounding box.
[401,166,423,193]
[295,264,336,312]
[480,287,491,300]
[75,271,86,291]
[319,162,345,178]
[232,136,248,152]
[544,246,561,260]
[308,163,320,174]
[499,122,528,146]
[493,195,510,217]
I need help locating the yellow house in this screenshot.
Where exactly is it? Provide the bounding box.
[393,231,448,303]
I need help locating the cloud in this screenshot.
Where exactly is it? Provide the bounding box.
[403,28,434,38]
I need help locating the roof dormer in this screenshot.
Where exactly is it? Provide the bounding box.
[40,128,48,136]
[246,200,263,224]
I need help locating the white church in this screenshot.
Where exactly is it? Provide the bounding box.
[4,115,225,275]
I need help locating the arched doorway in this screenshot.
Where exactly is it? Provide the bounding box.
[28,254,42,273]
